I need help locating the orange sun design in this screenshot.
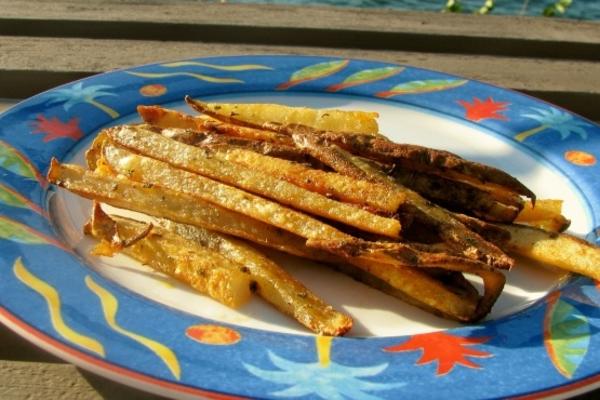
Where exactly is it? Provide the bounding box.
[186,324,241,345]
[458,97,509,122]
[384,332,492,376]
[139,84,167,97]
[564,150,596,166]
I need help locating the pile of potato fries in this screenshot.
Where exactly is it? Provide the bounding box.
[47,96,600,336]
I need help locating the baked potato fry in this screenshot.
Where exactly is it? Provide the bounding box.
[291,132,379,181]
[185,96,380,135]
[85,203,253,308]
[49,159,489,323]
[306,238,505,321]
[163,129,312,164]
[102,142,358,241]
[106,125,401,238]
[155,128,404,212]
[285,130,514,269]
[205,146,404,213]
[139,105,291,144]
[159,219,352,336]
[273,124,535,201]
[394,169,523,223]
[514,199,570,232]
[136,105,202,131]
[502,223,600,280]
[48,160,326,257]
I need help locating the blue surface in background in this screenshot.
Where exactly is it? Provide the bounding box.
[227,0,600,20]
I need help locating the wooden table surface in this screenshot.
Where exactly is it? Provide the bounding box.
[1,1,600,398]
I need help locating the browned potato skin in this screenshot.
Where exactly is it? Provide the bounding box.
[157,127,405,213]
[86,204,253,309]
[514,199,571,233]
[502,223,600,281]
[106,125,401,239]
[160,219,353,336]
[49,160,489,323]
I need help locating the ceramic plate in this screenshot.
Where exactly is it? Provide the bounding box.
[1,55,600,400]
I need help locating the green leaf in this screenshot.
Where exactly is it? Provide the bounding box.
[0,140,43,183]
[342,67,402,85]
[0,184,29,209]
[290,60,349,83]
[389,79,467,94]
[0,216,49,245]
[544,295,590,378]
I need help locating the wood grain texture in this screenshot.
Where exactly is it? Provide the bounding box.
[0,1,598,60]
[0,359,168,399]
[0,316,168,399]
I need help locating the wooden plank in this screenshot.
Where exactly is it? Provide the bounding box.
[0,360,168,399]
[1,36,599,120]
[0,1,599,60]
[0,100,15,113]
[0,325,62,363]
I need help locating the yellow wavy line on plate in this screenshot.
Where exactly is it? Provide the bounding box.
[161,61,273,71]
[316,335,333,367]
[85,276,181,380]
[125,71,243,84]
[13,257,105,357]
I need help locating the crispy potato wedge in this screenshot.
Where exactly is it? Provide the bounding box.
[163,129,313,164]
[137,105,202,130]
[208,146,404,213]
[49,159,501,322]
[185,96,379,135]
[85,204,253,308]
[306,238,505,321]
[48,160,326,258]
[139,106,292,144]
[502,223,600,280]
[155,128,404,212]
[286,130,514,269]
[515,199,571,232]
[339,258,479,321]
[291,132,378,180]
[107,125,401,238]
[159,219,352,336]
[102,143,365,242]
[394,169,522,223]
[451,213,511,246]
[276,124,535,202]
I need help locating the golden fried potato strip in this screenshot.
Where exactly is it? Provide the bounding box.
[159,219,352,336]
[86,203,253,308]
[49,159,490,322]
[102,143,361,242]
[206,146,404,213]
[502,223,600,280]
[185,97,380,135]
[154,127,404,213]
[307,238,505,321]
[48,160,319,257]
[107,125,401,238]
[514,199,571,233]
[272,123,535,201]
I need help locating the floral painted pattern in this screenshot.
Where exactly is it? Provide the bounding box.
[43,82,120,119]
[514,107,592,142]
[32,115,83,142]
[458,97,509,122]
[384,332,492,376]
[245,337,403,399]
